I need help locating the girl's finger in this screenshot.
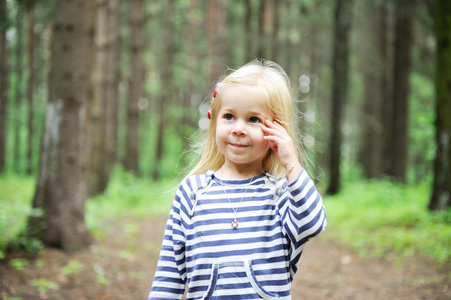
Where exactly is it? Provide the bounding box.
[264,120,288,134]
[261,125,277,136]
[263,130,286,144]
[263,134,283,144]
[264,119,279,129]
[262,123,284,137]
[268,141,278,152]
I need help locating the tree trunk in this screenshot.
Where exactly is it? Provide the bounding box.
[89,0,120,196]
[89,0,108,196]
[0,0,8,174]
[244,0,255,61]
[280,1,301,81]
[28,0,96,253]
[26,4,35,175]
[379,1,393,179]
[182,0,201,158]
[357,1,387,179]
[124,0,145,175]
[104,0,120,176]
[384,0,414,182]
[153,0,175,181]
[257,0,278,61]
[207,0,227,83]
[286,2,303,123]
[13,7,23,173]
[327,0,352,195]
[308,1,329,179]
[429,0,451,211]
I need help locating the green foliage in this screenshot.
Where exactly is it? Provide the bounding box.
[93,266,111,285]
[60,259,84,276]
[0,168,175,254]
[0,175,43,255]
[95,273,111,285]
[325,179,451,264]
[137,108,196,180]
[35,258,46,268]
[2,167,449,272]
[87,166,174,216]
[10,258,28,271]
[29,278,59,295]
[408,72,435,183]
[86,167,175,237]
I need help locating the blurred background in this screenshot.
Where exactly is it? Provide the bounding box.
[0,0,439,184]
[0,0,450,298]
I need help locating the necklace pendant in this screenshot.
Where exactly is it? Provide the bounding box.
[231,219,239,229]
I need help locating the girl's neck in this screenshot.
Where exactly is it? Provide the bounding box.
[218,164,264,180]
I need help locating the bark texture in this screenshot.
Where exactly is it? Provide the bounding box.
[124,0,145,174]
[327,0,353,194]
[429,0,451,210]
[0,0,8,173]
[384,0,414,182]
[29,0,96,252]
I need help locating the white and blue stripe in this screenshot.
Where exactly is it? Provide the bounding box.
[149,168,326,300]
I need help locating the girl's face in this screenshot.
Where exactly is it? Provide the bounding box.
[215,86,271,173]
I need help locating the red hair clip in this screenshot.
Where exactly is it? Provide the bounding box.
[213,88,218,98]
[207,109,212,119]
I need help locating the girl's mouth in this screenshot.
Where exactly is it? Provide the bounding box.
[230,143,249,148]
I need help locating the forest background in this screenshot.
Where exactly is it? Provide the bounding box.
[0,0,451,295]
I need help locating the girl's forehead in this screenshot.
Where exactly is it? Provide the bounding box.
[219,86,269,111]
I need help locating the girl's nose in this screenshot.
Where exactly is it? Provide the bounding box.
[232,121,247,135]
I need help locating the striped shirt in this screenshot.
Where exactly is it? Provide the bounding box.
[148,168,326,300]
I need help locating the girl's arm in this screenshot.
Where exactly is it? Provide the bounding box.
[262,120,326,278]
[148,197,187,299]
[280,169,326,278]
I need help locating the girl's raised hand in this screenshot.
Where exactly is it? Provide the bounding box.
[262,120,301,181]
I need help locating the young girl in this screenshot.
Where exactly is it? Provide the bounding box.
[148,60,326,300]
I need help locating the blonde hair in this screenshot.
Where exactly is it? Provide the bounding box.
[188,59,302,177]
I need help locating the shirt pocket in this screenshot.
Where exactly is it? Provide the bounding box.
[198,263,219,300]
[198,261,280,300]
[243,261,280,299]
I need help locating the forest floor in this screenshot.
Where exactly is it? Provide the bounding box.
[1,216,450,300]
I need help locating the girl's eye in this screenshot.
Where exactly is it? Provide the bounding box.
[224,114,234,121]
[249,117,261,124]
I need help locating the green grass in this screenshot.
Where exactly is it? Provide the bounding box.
[0,175,38,256]
[1,170,450,266]
[86,168,174,219]
[0,168,175,256]
[85,168,175,238]
[324,179,451,264]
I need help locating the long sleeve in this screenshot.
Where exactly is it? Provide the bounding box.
[276,168,327,280]
[148,196,187,299]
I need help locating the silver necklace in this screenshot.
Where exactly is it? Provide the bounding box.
[219,171,254,229]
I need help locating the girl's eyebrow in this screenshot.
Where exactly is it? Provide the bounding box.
[221,105,267,116]
[249,110,269,117]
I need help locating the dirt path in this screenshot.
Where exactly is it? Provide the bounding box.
[293,237,450,300]
[1,216,450,299]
